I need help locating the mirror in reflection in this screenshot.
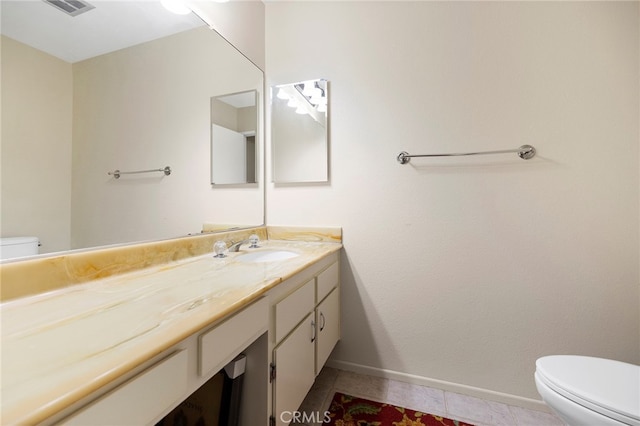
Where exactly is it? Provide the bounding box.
[271,79,329,183]
[0,1,264,257]
[211,91,258,185]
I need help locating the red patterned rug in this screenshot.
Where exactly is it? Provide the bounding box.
[325,392,475,426]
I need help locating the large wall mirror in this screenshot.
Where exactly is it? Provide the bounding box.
[271,79,329,183]
[0,0,264,257]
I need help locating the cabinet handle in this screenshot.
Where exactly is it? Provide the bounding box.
[311,319,316,343]
[319,312,326,331]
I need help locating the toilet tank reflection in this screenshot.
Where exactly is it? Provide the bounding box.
[0,237,39,260]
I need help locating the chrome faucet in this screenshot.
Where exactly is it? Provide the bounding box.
[228,234,260,252]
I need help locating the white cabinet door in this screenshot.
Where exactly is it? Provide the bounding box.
[273,313,315,426]
[315,288,340,375]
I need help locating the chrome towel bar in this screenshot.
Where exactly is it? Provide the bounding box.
[108,166,171,179]
[397,145,536,164]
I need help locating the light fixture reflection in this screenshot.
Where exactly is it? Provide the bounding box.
[275,79,327,119]
[277,88,289,100]
[302,82,321,98]
[161,0,191,15]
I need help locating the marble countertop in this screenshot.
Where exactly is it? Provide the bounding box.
[0,239,341,425]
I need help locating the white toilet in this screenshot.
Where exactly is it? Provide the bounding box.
[0,236,39,260]
[535,355,640,426]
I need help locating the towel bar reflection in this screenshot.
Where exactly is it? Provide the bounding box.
[108,166,172,179]
[397,145,536,164]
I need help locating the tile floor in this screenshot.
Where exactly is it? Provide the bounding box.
[295,367,566,426]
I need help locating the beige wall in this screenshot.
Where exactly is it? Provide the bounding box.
[265,1,640,402]
[211,99,257,133]
[1,36,72,253]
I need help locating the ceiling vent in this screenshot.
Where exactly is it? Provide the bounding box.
[43,0,95,17]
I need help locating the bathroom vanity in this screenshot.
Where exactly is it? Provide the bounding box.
[0,228,341,425]
[270,258,340,426]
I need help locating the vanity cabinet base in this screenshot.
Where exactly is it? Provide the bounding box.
[269,255,340,426]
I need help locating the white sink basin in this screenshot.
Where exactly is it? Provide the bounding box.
[235,249,299,263]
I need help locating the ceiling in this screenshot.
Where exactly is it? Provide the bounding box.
[217,91,256,108]
[0,0,205,63]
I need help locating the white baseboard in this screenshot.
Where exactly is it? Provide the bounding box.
[325,359,552,413]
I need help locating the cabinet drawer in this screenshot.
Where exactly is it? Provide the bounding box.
[275,279,314,343]
[199,297,268,377]
[317,262,339,302]
[62,350,188,425]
